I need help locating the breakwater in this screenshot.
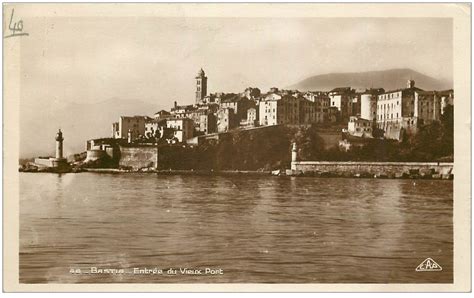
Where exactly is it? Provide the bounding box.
[290,161,453,179]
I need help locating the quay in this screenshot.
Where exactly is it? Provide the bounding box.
[287,143,453,179]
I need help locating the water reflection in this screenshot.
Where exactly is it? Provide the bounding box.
[20,173,452,283]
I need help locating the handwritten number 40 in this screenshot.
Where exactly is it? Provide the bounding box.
[5,9,29,39]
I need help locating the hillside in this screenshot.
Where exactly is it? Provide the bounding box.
[288,68,453,91]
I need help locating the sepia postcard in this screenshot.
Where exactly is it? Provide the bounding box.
[3,3,471,292]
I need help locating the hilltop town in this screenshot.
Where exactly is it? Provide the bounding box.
[21,68,454,173]
[110,68,454,145]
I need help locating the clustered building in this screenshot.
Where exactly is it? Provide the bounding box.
[110,69,454,145]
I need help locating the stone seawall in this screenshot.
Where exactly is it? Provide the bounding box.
[119,146,158,170]
[290,161,453,179]
[85,149,108,162]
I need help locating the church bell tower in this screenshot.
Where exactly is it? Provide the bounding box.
[195,68,207,104]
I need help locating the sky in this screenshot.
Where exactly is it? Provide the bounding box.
[20,17,453,108]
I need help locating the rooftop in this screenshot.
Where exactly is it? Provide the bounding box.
[154,110,171,115]
[196,68,206,77]
[329,87,353,93]
[381,86,424,94]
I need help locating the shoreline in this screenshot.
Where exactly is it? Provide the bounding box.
[84,168,272,176]
[18,167,454,180]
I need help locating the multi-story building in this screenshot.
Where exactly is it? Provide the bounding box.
[346,116,373,138]
[351,94,361,118]
[299,97,317,124]
[153,110,172,120]
[360,93,378,121]
[328,87,357,122]
[166,118,195,143]
[112,116,150,141]
[414,89,455,125]
[217,108,238,133]
[144,119,167,139]
[218,94,254,124]
[199,113,217,134]
[360,88,385,121]
[303,91,331,123]
[170,101,196,119]
[439,89,454,114]
[112,122,120,139]
[246,107,259,127]
[201,94,220,105]
[259,97,279,126]
[259,93,302,126]
[185,108,208,129]
[376,80,428,139]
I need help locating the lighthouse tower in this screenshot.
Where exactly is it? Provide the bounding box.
[55,129,64,159]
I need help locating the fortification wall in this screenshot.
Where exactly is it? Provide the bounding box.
[291,161,453,178]
[119,146,158,170]
[85,149,107,162]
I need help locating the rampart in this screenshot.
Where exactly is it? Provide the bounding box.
[118,146,158,170]
[290,161,453,179]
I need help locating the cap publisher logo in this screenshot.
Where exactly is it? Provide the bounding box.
[416,258,442,272]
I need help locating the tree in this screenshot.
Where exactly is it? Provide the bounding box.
[439,104,454,158]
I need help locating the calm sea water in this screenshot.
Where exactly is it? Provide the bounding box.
[20,173,453,283]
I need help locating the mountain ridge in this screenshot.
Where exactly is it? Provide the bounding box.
[288,68,453,92]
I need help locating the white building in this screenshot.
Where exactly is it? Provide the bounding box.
[246,107,258,127]
[145,119,166,139]
[166,118,195,143]
[112,116,150,141]
[259,99,279,126]
[360,93,378,121]
[347,116,372,138]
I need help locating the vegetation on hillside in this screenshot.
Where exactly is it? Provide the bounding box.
[158,126,294,171]
[156,105,453,171]
[295,105,454,163]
